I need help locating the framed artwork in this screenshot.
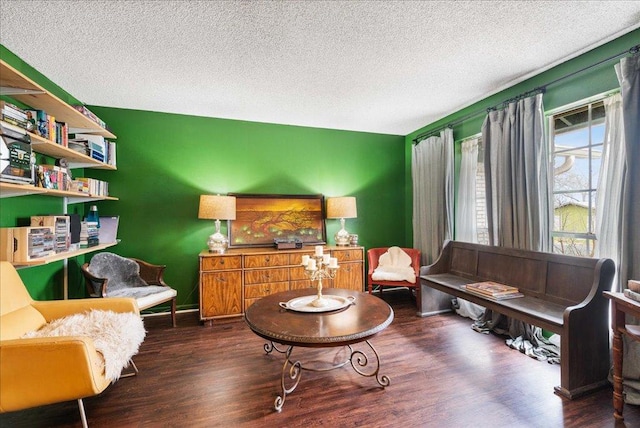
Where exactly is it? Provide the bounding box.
[228,194,326,248]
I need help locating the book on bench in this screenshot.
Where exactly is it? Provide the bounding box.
[462,281,524,300]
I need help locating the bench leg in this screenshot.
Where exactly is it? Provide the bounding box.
[171,297,177,327]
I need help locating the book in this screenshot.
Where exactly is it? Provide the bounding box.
[624,289,640,303]
[463,288,524,301]
[463,281,523,299]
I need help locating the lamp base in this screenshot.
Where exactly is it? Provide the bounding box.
[334,228,351,246]
[207,232,228,254]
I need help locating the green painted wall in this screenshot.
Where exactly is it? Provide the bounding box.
[86,108,405,311]
[403,28,640,243]
[1,44,406,310]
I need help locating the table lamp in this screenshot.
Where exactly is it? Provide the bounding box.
[198,194,236,253]
[326,196,357,246]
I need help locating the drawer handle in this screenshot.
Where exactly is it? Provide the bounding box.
[265,256,270,263]
[217,277,226,282]
[220,260,225,265]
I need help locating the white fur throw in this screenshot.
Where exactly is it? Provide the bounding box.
[371,246,417,283]
[23,310,146,382]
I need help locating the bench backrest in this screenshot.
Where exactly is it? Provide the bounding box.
[442,241,609,306]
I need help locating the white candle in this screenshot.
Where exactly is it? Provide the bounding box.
[329,257,338,268]
[301,255,310,266]
[322,254,331,265]
[308,259,317,270]
[315,245,323,257]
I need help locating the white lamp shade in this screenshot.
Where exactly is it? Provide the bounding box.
[198,195,236,220]
[326,197,357,219]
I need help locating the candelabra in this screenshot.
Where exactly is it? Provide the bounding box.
[301,246,339,308]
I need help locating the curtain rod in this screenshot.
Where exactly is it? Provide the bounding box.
[413,43,640,145]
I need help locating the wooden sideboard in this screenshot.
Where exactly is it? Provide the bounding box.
[199,246,364,325]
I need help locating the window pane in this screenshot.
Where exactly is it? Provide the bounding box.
[555,127,589,150]
[592,123,605,146]
[591,147,602,188]
[554,156,591,193]
[552,236,595,257]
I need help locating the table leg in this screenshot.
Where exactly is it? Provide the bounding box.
[267,340,390,412]
[274,345,301,412]
[612,327,624,420]
[349,340,391,388]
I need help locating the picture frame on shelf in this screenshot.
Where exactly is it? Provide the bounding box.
[228,193,326,248]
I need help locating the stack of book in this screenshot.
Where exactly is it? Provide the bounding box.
[73,177,109,197]
[0,101,28,128]
[80,221,99,248]
[624,280,640,303]
[72,105,107,129]
[462,281,524,300]
[68,133,116,166]
[35,164,71,191]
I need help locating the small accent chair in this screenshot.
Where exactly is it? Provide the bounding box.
[0,261,140,427]
[367,247,421,300]
[81,252,177,327]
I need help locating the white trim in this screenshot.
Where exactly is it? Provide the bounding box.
[546,89,620,116]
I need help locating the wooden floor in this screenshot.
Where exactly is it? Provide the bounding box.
[2,289,638,427]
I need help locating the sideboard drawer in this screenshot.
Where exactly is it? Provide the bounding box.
[289,251,315,265]
[332,249,363,262]
[244,253,290,268]
[201,255,242,271]
[289,266,310,281]
[245,282,289,299]
[244,267,289,285]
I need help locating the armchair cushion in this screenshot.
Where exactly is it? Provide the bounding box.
[22,309,145,382]
[371,246,417,283]
[86,252,172,298]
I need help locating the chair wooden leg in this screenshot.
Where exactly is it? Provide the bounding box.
[120,359,139,378]
[78,398,88,428]
[171,297,177,327]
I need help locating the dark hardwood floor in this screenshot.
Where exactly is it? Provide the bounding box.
[2,289,638,427]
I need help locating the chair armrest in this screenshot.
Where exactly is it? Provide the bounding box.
[0,336,110,412]
[32,297,139,322]
[131,258,168,286]
[81,262,108,297]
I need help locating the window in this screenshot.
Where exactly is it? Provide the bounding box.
[549,100,605,256]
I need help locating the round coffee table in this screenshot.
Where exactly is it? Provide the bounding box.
[244,288,394,411]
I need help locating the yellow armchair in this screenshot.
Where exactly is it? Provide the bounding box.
[0,261,139,426]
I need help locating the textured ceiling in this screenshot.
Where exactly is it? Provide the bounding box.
[1,1,639,135]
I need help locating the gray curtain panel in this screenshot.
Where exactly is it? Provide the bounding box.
[412,128,454,266]
[482,93,550,252]
[616,53,640,291]
[615,52,640,405]
[476,94,558,362]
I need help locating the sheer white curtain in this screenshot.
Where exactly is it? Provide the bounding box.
[412,128,454,266]
[595,93,625,290]
[455,138,479,243]
[454,137,485,320]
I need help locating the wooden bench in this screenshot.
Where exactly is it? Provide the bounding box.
[419,240,615,399]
